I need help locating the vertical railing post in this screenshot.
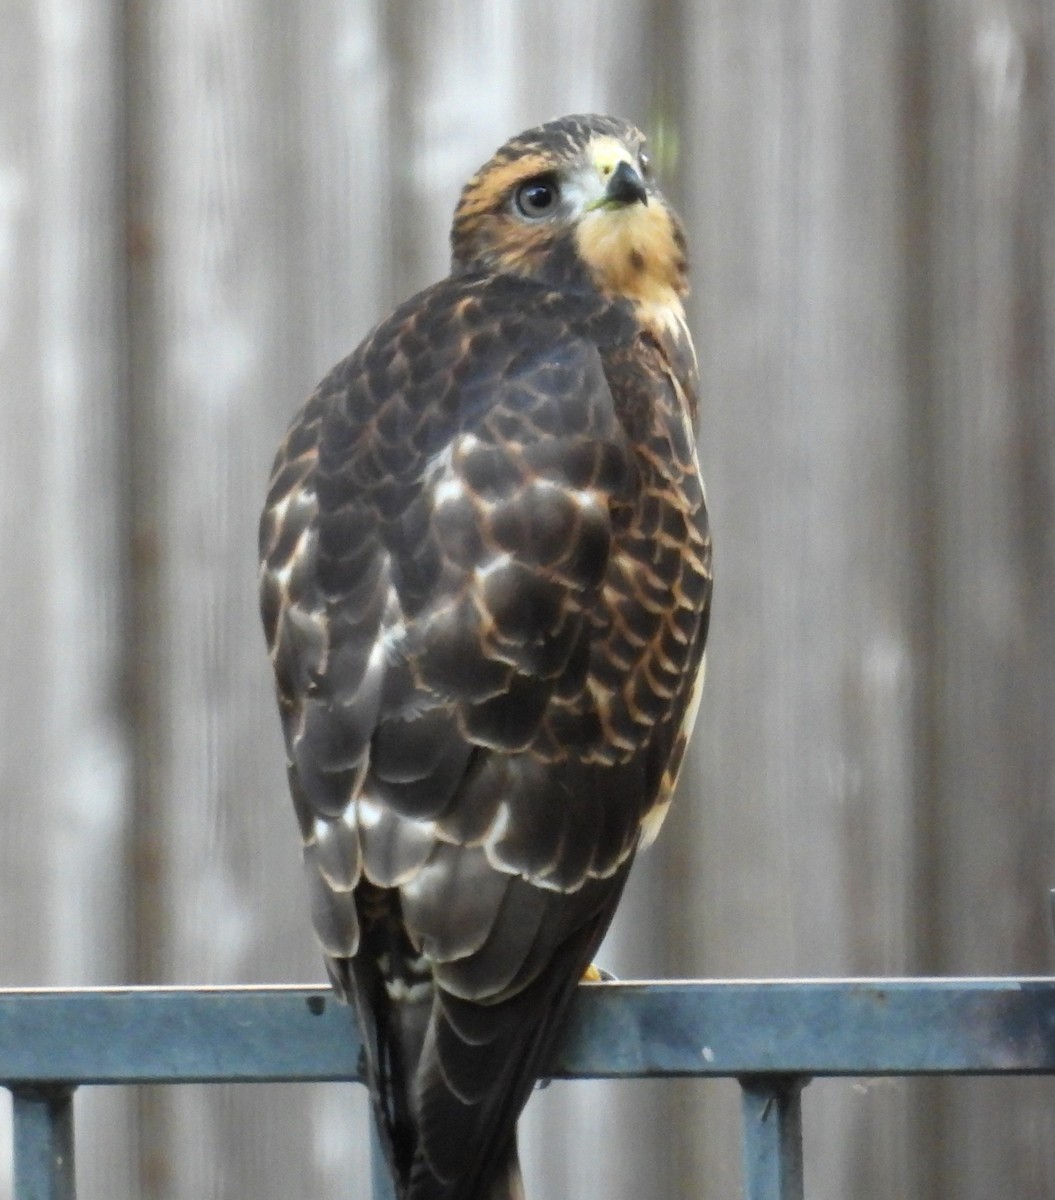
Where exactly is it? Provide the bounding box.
[739,1075,807,1200]
[10,1086,77,1200]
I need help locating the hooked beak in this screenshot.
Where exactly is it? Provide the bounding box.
[604,160,648,207]
[585,159,649,213]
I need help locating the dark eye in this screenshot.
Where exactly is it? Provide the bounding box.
[514,177,560,218]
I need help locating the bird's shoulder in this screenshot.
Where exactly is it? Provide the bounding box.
[317,272,638,450]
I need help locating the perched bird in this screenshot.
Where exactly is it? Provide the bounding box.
[259,114,712,1200]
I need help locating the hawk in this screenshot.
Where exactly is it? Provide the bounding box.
[259,114,712,1200]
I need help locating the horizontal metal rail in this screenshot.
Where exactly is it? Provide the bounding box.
[3,978,1055,1199]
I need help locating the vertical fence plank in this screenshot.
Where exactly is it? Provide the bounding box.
[0,0,131,991]
[282,7,398,1194]
[123,0,348,1194]
[0,2,134,1198]
[923,0,1055,1194]
[674,0,928,1195]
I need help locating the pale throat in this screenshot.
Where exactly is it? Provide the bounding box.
[575,204,688,344]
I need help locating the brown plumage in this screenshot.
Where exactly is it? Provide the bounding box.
[259,114,712,1200]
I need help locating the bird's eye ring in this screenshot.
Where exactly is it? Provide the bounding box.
[514,177,560,219]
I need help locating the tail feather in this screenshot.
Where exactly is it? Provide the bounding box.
[404,1136,524,1200]
[354,865,635,1200]
[485,1143,524,1200]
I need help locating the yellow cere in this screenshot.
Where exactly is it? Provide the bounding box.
[584,137,637,212]
[590,135,633,180]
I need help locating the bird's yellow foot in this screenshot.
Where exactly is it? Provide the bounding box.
[582,964,617,982]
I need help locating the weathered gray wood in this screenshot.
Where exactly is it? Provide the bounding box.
[672,0,930,1195]
[122,0,352,1194]
[922,0,1055,1194]
[0,2,136,1199]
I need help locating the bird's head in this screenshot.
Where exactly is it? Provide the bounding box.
[451,115,688,315]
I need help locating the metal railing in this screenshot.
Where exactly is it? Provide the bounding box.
[3,976,1055,1199]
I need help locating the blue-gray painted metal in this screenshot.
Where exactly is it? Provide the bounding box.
[11,1087,76,1200]
[2,979,1055,1200]
[740,1077,805,1200]
[0,987,362,1085]
[555,978,1055,1078]
[1,978,1054,1085]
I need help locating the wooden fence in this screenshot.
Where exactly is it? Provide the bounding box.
[1,0,1053,1197]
